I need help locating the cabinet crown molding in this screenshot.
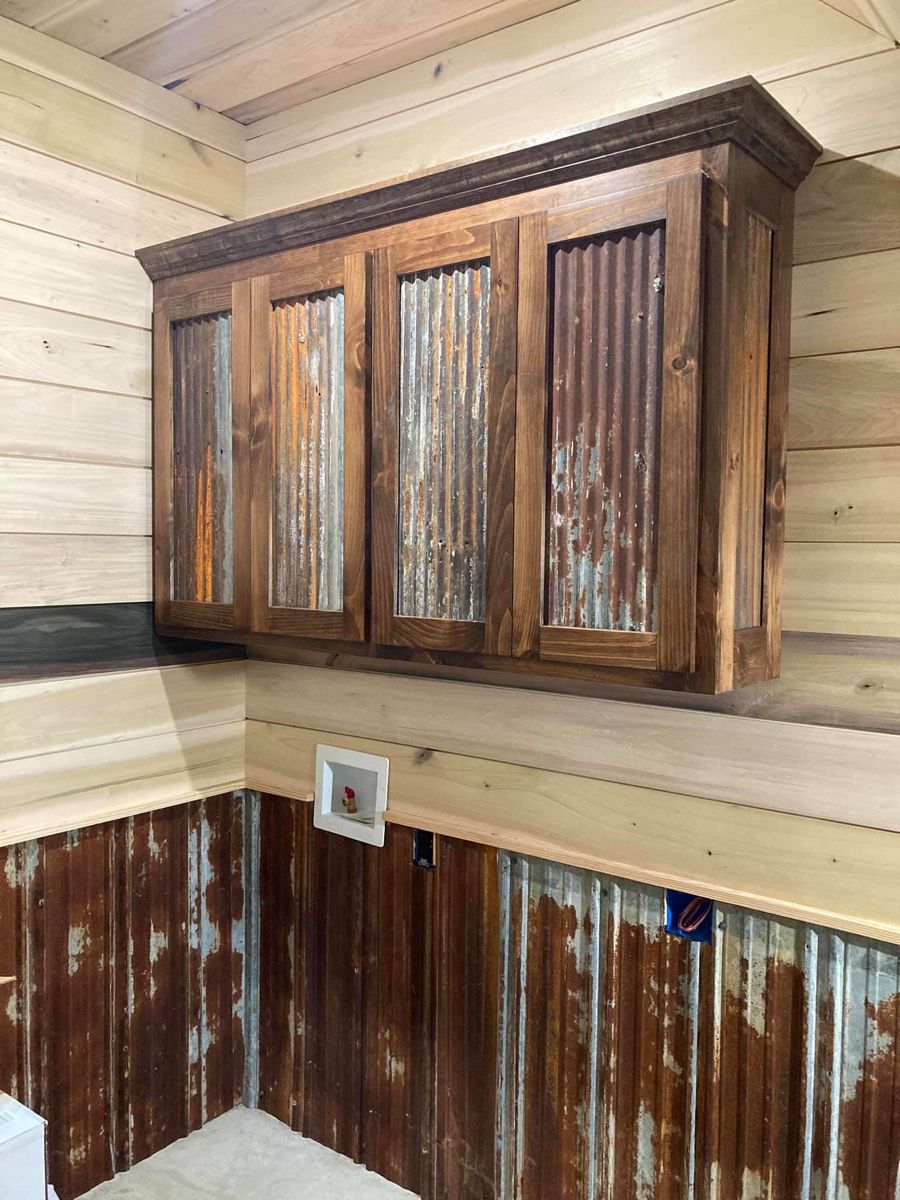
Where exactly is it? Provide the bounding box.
[137,77,820,282]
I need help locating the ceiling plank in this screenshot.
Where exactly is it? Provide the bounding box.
[34,0,222,58]
[164,0,576,118]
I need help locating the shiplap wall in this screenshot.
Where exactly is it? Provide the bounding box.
[244,0,900,644]
[0,17,243,607]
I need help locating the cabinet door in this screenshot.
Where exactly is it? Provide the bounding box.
[514,175,705,672]
[250,251,367,639]
[372,219,517,653]
[154,281,249,632]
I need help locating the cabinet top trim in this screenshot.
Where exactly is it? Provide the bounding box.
[137,76,820,282]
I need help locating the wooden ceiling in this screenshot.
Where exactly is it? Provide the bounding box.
[0,0,574,122]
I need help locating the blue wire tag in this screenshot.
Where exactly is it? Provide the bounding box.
[665,890,714,943]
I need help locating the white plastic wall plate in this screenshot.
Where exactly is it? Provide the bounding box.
[314,744,389,846]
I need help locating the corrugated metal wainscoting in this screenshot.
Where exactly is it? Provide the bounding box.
[256,797,900,1200]
[0,794,247,1200]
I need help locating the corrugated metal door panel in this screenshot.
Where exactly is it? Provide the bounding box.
[270,291,345,612]
[171,311,233,605]
[397,262,491,622]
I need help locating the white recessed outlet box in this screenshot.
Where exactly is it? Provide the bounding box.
[314,745,389,846]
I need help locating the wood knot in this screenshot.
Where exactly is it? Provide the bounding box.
[413,748,433,766]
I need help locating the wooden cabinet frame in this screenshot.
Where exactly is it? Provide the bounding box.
[513,175,705,673]
[249,250,368,640]
[371,218,518,654]
[153,280,250,632]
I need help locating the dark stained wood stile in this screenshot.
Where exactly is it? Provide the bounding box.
[144,79,820,694]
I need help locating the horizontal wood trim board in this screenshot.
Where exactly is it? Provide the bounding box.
[791,248,900,357]
[0,382,150,468]
[0,660,245,762]
[785,445,900,541]
[0,534,150,607]
[0,602,243,681]
[0,59,243,219]
[245,662,900,833]
[0,139,227,257]
[138,78,820,278]
[0,14,246,159]
[0,722,245,849]
[788,348,900,450]
[784,543,900,636]
[794,148,900,264]
[246,631,900,733]
[245,721,900,946]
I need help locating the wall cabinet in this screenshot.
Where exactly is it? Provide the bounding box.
[142,79,820,694]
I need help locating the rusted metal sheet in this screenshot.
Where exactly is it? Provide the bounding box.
[172,310,233,604]
[270,291,345,611]
[547,225,664,632]
[398,261,491,622]
[0,795,246,1200]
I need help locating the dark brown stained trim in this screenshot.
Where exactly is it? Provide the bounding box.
[0,602,244,681]
[137,78,821,281]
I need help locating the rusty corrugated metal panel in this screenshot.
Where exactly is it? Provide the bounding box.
[172,310,233,604]
[398,261,491,621]
[0,795,247,1200]
[547,225,664,632]
[270,291,345,611]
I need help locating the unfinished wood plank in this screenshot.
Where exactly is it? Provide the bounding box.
[0,139,226,255]
[0,219,150,327]
[0,722,245,847]
[0,14,245,157]
[789,348,900,449]
[163,0,575,116]
[0,534,150,606]
[246,721,900,946]
[246,660,900,833]
[0,60,243,217]
[245,0,886,211]
[784,542,900,636]
[0,458,150,535]
[0,660,245,761]
[31,0,233,60]
[786,445,900,541]
[0,381,150,467]
[794,149,900,264]
[0,299,150,396]
[791,248,900,357]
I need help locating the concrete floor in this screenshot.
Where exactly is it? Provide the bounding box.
[81,1108,416,1200]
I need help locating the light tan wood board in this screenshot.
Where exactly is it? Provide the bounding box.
[246,661,900,833]
[0,534,150,606]
[0,383,150,468]
[246,721,900,946]
[784,543,900,636]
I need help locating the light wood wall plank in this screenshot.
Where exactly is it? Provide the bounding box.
[794,149,900,264]
[0,722,245,847]
[0,14,245,157]
[0,661,245,761]
[0,219,150,328]
[0,534,150,606]
[245,0,889,211]
[786,445,900,541]
[0,59,244,217]
[784,542,900,636]
[791,248,900,357]
[0,381,150,467]
[246,721,900,946]
[0,458,150,535]
[0,139,226,255]
[0,299,150,396]
[246,661,900,833]
[789,348,900,449]
[31,0,234,63]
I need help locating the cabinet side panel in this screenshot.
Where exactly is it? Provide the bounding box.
[397,261,491,622]
[734,214,774,629]
[171,312,234,604]
[546,225,664,633]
